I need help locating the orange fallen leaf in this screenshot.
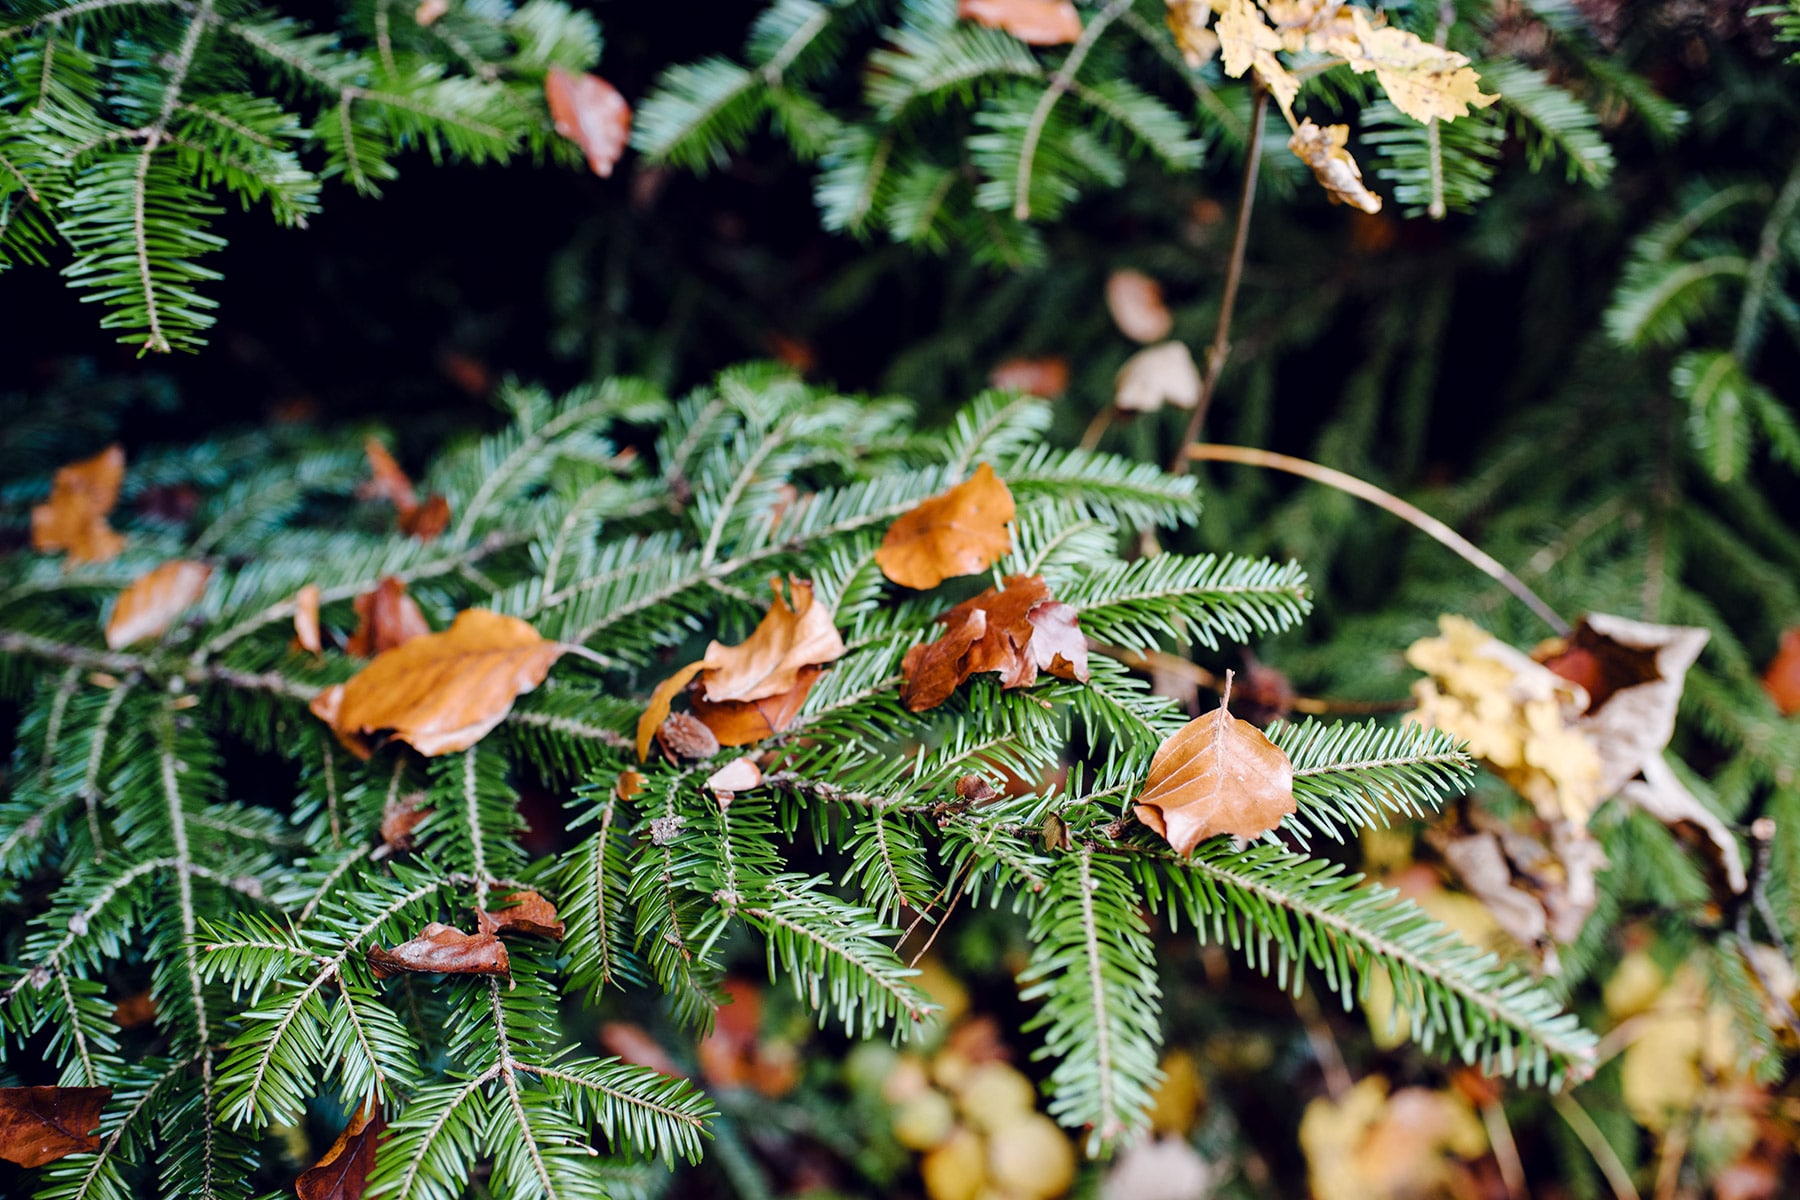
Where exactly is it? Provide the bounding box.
[379,791,430,855]
[988,356,1070,398]
[638,660,705,761]
[477,891,565,940]
[111,990,156,1029]
[294,584,322,654]
[1134,674,1295,854]
[900,575,1088,712]
[360,438,418,510]
[959,0,1082,45]
[875,463,1016,590]
[322,610,565,758]
[900,607,989,714]
[296,1096,384,1200]
[616,769,646,801]
[546,66,632,178]
[0,1086,111,1168]
[105,560,212,649]
[691,664,824,746]
[398,494,450,542]
[700,577,846,704]
[1105,269,1174,343]
[346,577,431,658]
[1760,628,1800,716]
[31,445,126,564]
[367,922,510,978]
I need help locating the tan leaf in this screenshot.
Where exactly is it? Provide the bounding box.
[958,0,1083,45]
[546,67,632,178]
[1105,269,1174,343]
[477,891,565,940]
[1024,600,1089,683]
[1288,120,1382,214]
[1216,0,1299,115]
[1428,811,1606,960]
[691,664,824,746]
[699,577,846,704]
[900,575,1088,712]
[346,577,431,658]
[31,445,127,564]
[294,584,322,654]
[360,438,418,510]
[325,610,565,758]
[0,1086,111,1168]
[1114,341,1201,412]
[1134,675,1295,853]
[414,0,448,24]
[637,660,705,761]
[1329,10,1497,123]
[988,355,1070,398]
[876,463,1016,590]
[657,711,721,760]
[398,494,450,542]
[1165,0,1221,67]
[706,755,762,802]
[379,791,430,855]
[105,560,212,649]
[296,1096,384,1200]
[1763,628,1800,715]
[1299,1077,1486,1200]
[367,922,510,978]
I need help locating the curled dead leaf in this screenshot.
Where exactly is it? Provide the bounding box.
[296,1096,384,1200]
[1328,10,1497,123]
[367,922,510,978]
[1115,341,1201,412]
[900,575,1089,712]
[294,584,322,654]
[0,1086,112,1168]
[31,444,126,564]
[546,66,632,178]
[1166,0,1221,67]
[1217,0,1299,114]
[1105,269,1174,343]
[398,493,450,542]
[706,756,762,806]
[615,769,645,801]
[699,577,846,704]
[378,791,430,856]
[1134,674,1296,854]
[876,463,1015,590]
[637,660,705,761]
[477,891,565,940]
[105,560,212,649]
[1288,119,1382,214]
[346,577,431,658]
[958,0,1083,45]
[691,664,824,746]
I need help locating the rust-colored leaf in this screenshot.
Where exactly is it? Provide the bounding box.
[104,560,212,649]
[900,574,1087,712]
[988,356,1070,398]
[477,891,565,940]
[1764,629,1800,716]
[346,577,431,659]
[323,610,565,758]
[1105,269,1173,343]
[875,463,1015,590]
[112,990,156,1029]
[0,1086,111,1168]
[367,922,510,979]
[638,660,705,761]
[546,66,632,178]
[658,711,721,760]
[296,1096,384,1200]
[1288,119,1382,214]
[1134,676,1296,854]
[699,577,846,705]
[398,494,450,542]
[691,665,824,746]
[31,445,126,564]
[379,791,430,856]
[294,584,323,654]
[900,608,989,714]
[616,769,645,801]
[959,0,1082,45]
[360,438,418,510]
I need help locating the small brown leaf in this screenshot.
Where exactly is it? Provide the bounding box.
[706,755,762,799]
[959,0,1082,44]
[1288,119,1382,214]
[1105,269,1173,343]
[955,775,1000,803]
[379,791,430,855]
[294,584,322,654]
[1114,342,1201,412]
[700,577,846,704]
[638,660,705,761]
[901,609,988,713]
[398,494,450,542]
[691,665,824,746]
[988,356,1070,398]
[105,560,211,649]
[296,1096,384,1200]
[477,891,565,940]
[111,990,156,1029]
[1760,628,1800,716]
[31,445,126,564]
[367,922,510,979]
[876,463,1016,590]
[900,575,1086,711]
[0,1086,111,1168]
[323,610,565,758]
[615,769,645,801]
[360,438,418,511]
[1134,675,1296,854]
[346,577,431,658]
[546,67,632,178]
[658,711,721,760]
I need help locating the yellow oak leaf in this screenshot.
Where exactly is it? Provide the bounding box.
[1330,10,1497,123]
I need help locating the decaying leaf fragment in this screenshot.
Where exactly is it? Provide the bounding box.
[1115,341,1201,412]
[477,891,565,940]
[899,574,1090,712]
[367,922,510,978]
[293,584,322,654]
[1105,269,1174,343]
[876,463,1016,590]
[691,664,825,746]
[1216,0,1299,115]
[0,1086,112,1168]
[296,1096,384,1200]
[1165,0,1221,67]
[1327,10,1497,123]
[958,0,1083,45]
[1133,675,1296,854]
[1428,810,1605,964]
[546,66,633,178]
[1299,1076,1486,1200]
[360,439,450,543]
[105,560,212,649]
[1763,628,1800,715]
[312,609,565,758]
[31,444,127,564]
[1288,120,1382,214]
[346,577,431,658]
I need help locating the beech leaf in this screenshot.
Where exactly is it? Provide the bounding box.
[988,355,1070,398]
[900,574,1088,712]
[637,660,705,761]
[1763,628,1800,715]
[875,463,1016,590]
[477,891,565,940]
[1288,120,1382,214]
[379,791,430,856]
[699,577,846,704]
[546,66,632,178]
[958,0,1083,45]
[0,1086,111,1168]
[296,1097,384,1200]
[691,664,824,746]
[367,922,510,978]
[398,493,450,542]
[1133,675,1296,854]
[345,576,431,658]
[320,609,565,758]
[1115,341,1201,412]
[105,560,212,649]
[294,584,322,654]
[31,444,126,564]
[1105,269,1173,343]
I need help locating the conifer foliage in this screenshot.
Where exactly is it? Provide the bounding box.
[0,369,1597,1196]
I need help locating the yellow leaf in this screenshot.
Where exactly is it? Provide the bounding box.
[1288,120,1382,214]
[1216,0,1299,116]
[1330,10,1497,123]
[1164,0,1220,67]
[1300,1076,1486,1200]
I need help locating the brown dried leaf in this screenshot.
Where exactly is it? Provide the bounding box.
[0,1086,111,1167]
[958,0,1082,45]
[323,609,565,758]
[615,769,645,801]
[600,1022,686,1078]
[346,577,431,658]
[296,1097,384,1200]
[700,577,846,704]
[360,438,418,510]
[294,584,322,655]
[1114,341,1201,412]
[379,791,430,855]
[637,660,705,761]
[1763,628,1800,715]
[658,711,721,760]
[105,560,212,649]
[900,575,1087,711]
[1025,600,1089,682]
[477,891,565,940]
[1429,812,1606,961]
[31,445,126,564]
[111,990,156,1029]
[691,665,824,746]
[876,463,1016,590]
[1134,677,1296,854]
[1288,119,1382,214]
[546,67,632,178]
[398,494,450,542]
[1105,269,1174,343]
[367,922,510,978]
[706,755,762,805]
[988,355,1070,398]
